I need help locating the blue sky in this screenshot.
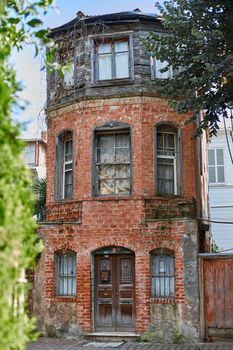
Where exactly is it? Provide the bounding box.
[14,1,161,137]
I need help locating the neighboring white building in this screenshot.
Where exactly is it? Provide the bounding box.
[22,131,47,179]
[208,118,233,251]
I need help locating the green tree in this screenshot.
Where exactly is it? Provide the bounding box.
[144,0,233,136]
[0,1,55,349]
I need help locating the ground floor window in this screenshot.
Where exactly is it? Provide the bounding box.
[151,249,175,298]
[55,251,76,296]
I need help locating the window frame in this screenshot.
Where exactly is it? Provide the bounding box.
[90,32,134,85]
[150,57,173,80]
[92,122,132,197]
[154,124,182,196]
[54,251,77,297]
[150,249,175,299]
[55,130,74,201]
[208,148,225,185]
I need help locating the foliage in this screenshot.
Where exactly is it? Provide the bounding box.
[0,1,54,349]
[32,177,46,221]
[144,0,233,136]
[212,240,220,253]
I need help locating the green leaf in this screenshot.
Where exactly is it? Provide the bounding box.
[27,18,43,27]
[35,29,47,39]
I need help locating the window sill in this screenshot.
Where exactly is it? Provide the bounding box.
[150,297,176,304]
[92,78,134,87]
[91,194,132,201]
[54,296,77,302]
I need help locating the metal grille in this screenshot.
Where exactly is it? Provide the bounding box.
[120,258,133,284]
[55,252,76,296]
[151,250,175,298]
[99,259,112,284]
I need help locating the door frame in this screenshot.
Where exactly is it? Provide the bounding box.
[92,246,135,332]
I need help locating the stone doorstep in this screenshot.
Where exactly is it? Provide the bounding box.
[84,332,140,342]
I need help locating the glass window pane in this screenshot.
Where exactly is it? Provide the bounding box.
[98,54,112,80]
[115,41,128,52]
[115,148,130,163]
[209,166,216,183]
[98,134,114,148]
[98,43,111,54]
[99,179,115,195]
[155,59,171,79]
[97,149,115,163]
[217,166,225,182]
[157,158,175,195]
[115,179,130,195]
[115,165,130,178]
[98,165,115,179]
[115,52,129,78]
[115,133,130,147]
[216,149,224,165]
[208,149,215,165]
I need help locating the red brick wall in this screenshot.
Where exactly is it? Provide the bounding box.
[37,96,199,337]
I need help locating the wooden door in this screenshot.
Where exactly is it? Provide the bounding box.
[203,258,233,339]
[94,254,135,332]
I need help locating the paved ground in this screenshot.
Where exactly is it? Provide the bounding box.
[28,338,233,350]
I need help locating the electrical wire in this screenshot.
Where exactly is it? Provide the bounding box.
[197,217,233,224]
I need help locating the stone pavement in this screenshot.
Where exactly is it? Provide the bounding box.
[28,338,233,350]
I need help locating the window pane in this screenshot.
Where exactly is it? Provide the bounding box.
[208,149,215,165]
[97,148,115,163]
[115,165,130,178]
[216,149,224,165]
[115,52,129,78]
[209,166,216,183]
[98,43,111,54]
[155,59,171,79]
[115,133,130,147]
[56,254,76,296]
[115,41,128,52]
[115,148,130,163]
[98,165,115,179]
[98,54,112,80]
[99,179,115,195]
[151,254,175,298]
[24,144,35,165]
[115,178,130,195]
[217,166,225,182]
[157,158,175,195]
[98,134,114,148]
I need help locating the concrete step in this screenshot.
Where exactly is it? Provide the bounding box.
[84,332,140,342]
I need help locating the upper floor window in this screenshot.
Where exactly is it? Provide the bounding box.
[155,124,181,195]
[55,130,73,201]
[151,249,175,298]
[208,148,225,184]
[93,123,131,196]
[152,58,173,79]
[92,36,132,83]
[23,143,35,166]
[55,251,76,296]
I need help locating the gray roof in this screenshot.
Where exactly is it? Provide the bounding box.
[50,10,161,35]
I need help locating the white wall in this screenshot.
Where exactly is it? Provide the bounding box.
[208,125,233,251]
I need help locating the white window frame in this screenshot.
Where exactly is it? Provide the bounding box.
[62,137,73,199]
[96,40,130,81]
[55,251,76,296]
[151,57,173,80]
[157,131,177,195]
[208,148,225,185]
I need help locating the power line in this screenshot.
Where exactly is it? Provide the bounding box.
[197,217,233,225]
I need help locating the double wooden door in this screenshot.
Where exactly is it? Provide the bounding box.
[94,254,135,332]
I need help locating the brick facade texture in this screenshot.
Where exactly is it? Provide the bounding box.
[34,96,200,341]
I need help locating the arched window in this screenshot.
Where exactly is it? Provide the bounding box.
[155,124,181,195]
[93,121,132,196]
[55,130,73,200]
[151,249,175,298]
[55,251,76,296]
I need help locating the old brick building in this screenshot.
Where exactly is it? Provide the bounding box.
[33,9,210,342]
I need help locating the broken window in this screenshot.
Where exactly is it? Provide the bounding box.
[151,249,175,298]
[55,130,73,200]
[96,39,130,81]
[156,124,181,195]
[55,251,76,296]
[94,127,131,196]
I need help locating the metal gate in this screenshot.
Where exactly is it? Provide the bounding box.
[200,254,233,340]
